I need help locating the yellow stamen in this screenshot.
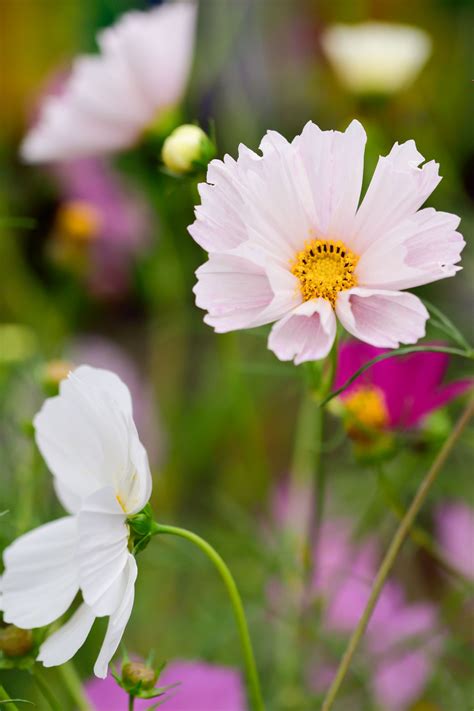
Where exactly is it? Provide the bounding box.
[116,494,127,513]
[55,200,102,243]
[291,239,359,307]
[344,385,389,442]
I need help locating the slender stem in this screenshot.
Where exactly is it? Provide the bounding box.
[320,345,474,407]
[321,394,474,711]
[154,524,265,711]
[57,661,93,711]
[34,673,61,711]
[0,686,19,710]
[128,695,135,711]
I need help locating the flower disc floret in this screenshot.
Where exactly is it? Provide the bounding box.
[291,239,359,307]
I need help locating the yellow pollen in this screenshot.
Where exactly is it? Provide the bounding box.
[291,239,359,307]
[344,385,389,442]
[116,494,127,513]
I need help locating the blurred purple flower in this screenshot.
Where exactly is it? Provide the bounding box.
[85,659,247,711]
[69,336,163,467]
[435,501,474,580]
[335,341,472,430]
[51,156,153,299]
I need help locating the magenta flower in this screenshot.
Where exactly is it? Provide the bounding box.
[435,501,474,580]
[85,660,247,711]
[335,341,472,432]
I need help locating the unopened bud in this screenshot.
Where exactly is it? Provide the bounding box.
[122,661,157,690]
[0,625,34,657]
[162,124,215,175]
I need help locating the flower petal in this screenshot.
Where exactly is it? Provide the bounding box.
[38,603,96,668]
[336,288,428,348]
[268,299,337,365]
[0,517,78,628]
[352,140,441,253]
[194,252,296,333]
[94,555,137,678]
[78,487,130,616]
[34,366,151,513]
[356,207,464,289]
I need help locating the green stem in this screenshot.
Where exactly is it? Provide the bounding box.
[128,695,135,711]
[321,394,474,711]
[154,524,265,711]
[57,662,93,711]
[320,345,474,407]
[0,686,19,710]
[34,673,61,711]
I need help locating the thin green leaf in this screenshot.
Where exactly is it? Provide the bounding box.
[423,298,472,351]
[0,700,35,706]
[320,344,474,408]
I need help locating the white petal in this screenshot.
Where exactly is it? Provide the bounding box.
[34,366,151,513]
[268,299,337,364]
[352,140,441,253]
[1,517,78,628]
[78,487,129,616]
[38,603,96,668]
[94,556,137,678]
[336,287,429,348]
[356,207,464,290]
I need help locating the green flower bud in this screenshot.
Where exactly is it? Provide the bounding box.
[162,124,215,175]
[0,626,34,658]
[122,661,157,690]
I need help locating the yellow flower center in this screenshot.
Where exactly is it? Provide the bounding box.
[344,385,389,441]
[56,200,102,243]
[291,239,359,307]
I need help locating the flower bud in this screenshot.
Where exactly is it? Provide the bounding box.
[162,124,215,175]
[122,661,157,690]
[0,625,34,657]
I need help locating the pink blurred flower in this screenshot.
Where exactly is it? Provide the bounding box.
[21,3,197,162]
[51,156,153,299]
[435,501,474,580]
[309,520,442,710]
[85,660,247,711]
[335,341,472,430]
[189,120,464,364]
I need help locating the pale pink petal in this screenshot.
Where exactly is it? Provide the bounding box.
[194,252,296,332]
[268,299,337,365]
[352,140,441,253]
[435,502,474,580]
[21,4,196,162]
[357,207,464,289]
[294,119,367,242]
[372,651,432,711]
[38,603,96,668]
[336,288,428,348]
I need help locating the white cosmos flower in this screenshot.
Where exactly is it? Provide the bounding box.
[189,120,464,365]
[0,366,152,677]
[21,2,197,163]
[322,22,431,95]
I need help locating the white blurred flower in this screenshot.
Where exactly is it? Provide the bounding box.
[322,22,431,95]
[0,366,152,677]
[21,2,197,162]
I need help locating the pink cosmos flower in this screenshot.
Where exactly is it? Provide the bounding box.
[52,157,152,298]
[21,3,197,162]
[85,660,247,711]
[335,341,472,434]
[435,501,474,580]
[189,121,464,364]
